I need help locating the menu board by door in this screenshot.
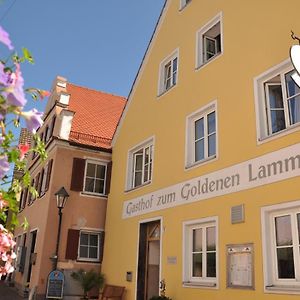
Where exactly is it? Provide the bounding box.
[46,270,64,299]
[227,244,254,289]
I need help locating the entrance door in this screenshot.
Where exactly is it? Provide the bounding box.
[137,220,161,300]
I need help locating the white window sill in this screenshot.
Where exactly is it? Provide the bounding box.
[195,52,223,72]
[258,122,300,145]
[125,181,151,193]
[183,281,217,288]
[185,154,217,170]
[265,285,300,294]
[157,84,177,98]
[77,258,100,263]
[80,192,107,199]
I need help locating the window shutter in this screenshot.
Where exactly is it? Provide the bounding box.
[105,162,112,195]
[65,229,80,260]
[38,169,44,196]
[45,159,53,192]
[70,158,85,191]
[99,231,105,263]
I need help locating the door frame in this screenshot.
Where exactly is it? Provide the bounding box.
[135,216,163,300]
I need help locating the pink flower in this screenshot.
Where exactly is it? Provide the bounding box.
[40,90,51,99]
[0,199,8,210]
[0,26,13,50]
[18,143,30,160]
[22,108,43,133]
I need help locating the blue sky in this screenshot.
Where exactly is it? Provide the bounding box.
[0,0,165,113]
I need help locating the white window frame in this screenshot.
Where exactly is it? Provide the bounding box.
[196,12,223,68]
[261,200,300,294]
[83,159,107,196]
[77,230,101,262]
[183,216,218,288]
[179,0,191,10]
[185,100,217,169]
[126,137,154,191]
[254,59,300,143]
[158,49,179,96]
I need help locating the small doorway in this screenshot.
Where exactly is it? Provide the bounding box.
[137,220,161,300]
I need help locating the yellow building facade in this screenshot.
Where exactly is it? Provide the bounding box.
[102,1,300,299]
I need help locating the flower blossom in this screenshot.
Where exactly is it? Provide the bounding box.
[0,199,8,210]
[39,90,51,99]
[4,64,27,107]
[18,143,30,160]
[0,225,16,276]
[0,155,9,179]
[21,108,43,133]
[0,26,13,50]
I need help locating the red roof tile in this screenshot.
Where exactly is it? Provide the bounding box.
[66,83,126,149]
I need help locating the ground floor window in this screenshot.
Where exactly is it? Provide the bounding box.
[79,231,100,261]
[262,200,300,292]
[183,216,218,287]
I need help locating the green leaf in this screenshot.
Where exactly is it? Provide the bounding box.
[22,48,34,64]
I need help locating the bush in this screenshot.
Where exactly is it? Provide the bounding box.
[71,269,105,299]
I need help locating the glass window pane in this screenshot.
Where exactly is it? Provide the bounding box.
[89,234,98,247]
[207,112,215,134]
[285,71,300,98]
[207,253,216,277]
[275,215,292,246]
[173,57,177,73]
[86,163,95,177]
[96,165,106,180]
[297,213,300,244]
[206,226,216,251]
[192,253,202,277]
[268,85,283,108]
[208,134,216,157]
[195,139,204,162]
[80,233,88,245]
[134,171,142,187]
[85,178,94,193]
[288,95,300,125]
[271,110,286,133]
[79,246,88,258]
[89,247,98,259]
[135,153,143,171]
[94,179,104,194]
[195,118,204,140]
[277,247,295,279]
[193,228,202,252]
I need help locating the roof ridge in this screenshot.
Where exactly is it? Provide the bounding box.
[67,82,126,100]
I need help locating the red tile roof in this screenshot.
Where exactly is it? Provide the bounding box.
[66,83,126,149]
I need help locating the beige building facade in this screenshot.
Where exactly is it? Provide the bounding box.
[13,76,125,299]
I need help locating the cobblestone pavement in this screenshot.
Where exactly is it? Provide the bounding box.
[0,280,26,300]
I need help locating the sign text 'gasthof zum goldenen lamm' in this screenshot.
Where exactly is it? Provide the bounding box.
[123,143,300,218]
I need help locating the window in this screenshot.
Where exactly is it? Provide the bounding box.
[40,159,53,196]
[127,138,154,190]
[78,231,100,261]
[83,161,107,195]
[65,229,104,263]
[255,61,300,140]
[70,158,111,196]
[158,49,179,95]
[186,101,217,168]
[180,0,191,10]
[183,217,218,287]
[196,13,222,68]
[262,201,300,292]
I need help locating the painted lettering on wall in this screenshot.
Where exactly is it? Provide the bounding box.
[122,143,300,219]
